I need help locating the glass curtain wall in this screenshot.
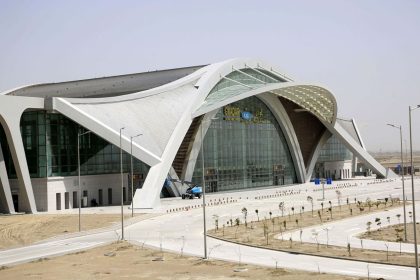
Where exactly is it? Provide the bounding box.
[317,135,353,162]
[192,96,296,192]
[1,111,150,185]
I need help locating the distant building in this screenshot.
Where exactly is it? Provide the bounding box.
[0,58,389,213]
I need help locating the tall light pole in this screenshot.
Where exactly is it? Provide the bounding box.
[77,129,91,232]
[409,105,420,280]
[120,127,125,240]
[130,133,142,217]
[200,116,218,259]
[387,123,407,241]
[200,121,208,259]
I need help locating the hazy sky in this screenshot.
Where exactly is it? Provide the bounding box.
[1,0,419,152]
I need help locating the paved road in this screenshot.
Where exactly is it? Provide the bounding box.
[1,178,419,279]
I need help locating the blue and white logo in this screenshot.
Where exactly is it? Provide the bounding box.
[241,111,253,121]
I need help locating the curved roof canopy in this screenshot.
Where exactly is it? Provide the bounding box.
[200,65,336,124]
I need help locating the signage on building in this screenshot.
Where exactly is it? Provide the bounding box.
[223,105,266,123]
[241,111,253,121]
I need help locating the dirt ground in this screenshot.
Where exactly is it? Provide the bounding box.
[209,200,417,266]
[0,214,135,249]
[373,151,420,171]
[0,241,365,280]
[360,223,420,244]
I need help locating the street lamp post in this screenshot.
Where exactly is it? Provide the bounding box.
[387,123,407,241]
[120,127,125,240]
[200,116,218,259]
[200,121,208,259]
[409,105,420,280]
[130,133,142,217]
[77,129,91,232]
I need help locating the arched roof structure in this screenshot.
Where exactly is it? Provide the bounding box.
[0,58,387,211]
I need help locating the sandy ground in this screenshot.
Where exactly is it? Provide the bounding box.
[0,214,134,249]
[373,151,420,170]
[360,223,420,244]
[209,201,417,266]
[0,241,364,280]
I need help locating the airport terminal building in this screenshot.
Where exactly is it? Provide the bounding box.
[0,58,390,214]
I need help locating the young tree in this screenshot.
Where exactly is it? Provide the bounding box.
[307,196,314,215]
[300,229,303,244]
[291,206,295,216]
[366,221,372,234]
[279,202,285,217]
[255,209,259,222]
[242,207,248,228]
[327,207,333,219]
[269,211,272,220]
[335,190,342,210]
[366,199,372,211]
[263,221,269,245]
[375,217,381,230]
[213,214,219,232]
[317,210,322,223]
[234,218,240,238]
[312,230,320,251]
[395,228,404,255]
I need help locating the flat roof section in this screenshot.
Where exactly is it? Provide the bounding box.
[5,65,206,98]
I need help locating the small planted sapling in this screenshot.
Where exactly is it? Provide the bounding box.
[307,196,314,215]
[242,207,248,228]
[396,214,401,224]
[366,221,372,234]
[279,202,285,217]
[318,210,322,223]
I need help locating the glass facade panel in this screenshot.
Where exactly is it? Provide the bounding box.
[0,111,150,186]
[192,96,296,192]
[317,135,353,162]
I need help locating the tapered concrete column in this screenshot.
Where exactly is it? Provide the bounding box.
[0,95,44,213]
[4,122,37,213]
[0,140,15,213]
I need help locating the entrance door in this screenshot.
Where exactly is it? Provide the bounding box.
[65,192,69,209]
[98,189,103,206]
[108,188,112,205]
[72,191,78,208]
[56,193,61,210]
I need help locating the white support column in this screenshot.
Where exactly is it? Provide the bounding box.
[0,95,44,213]
[133,112,195,209]
[0,140,15,213]
[5,122,38,213]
